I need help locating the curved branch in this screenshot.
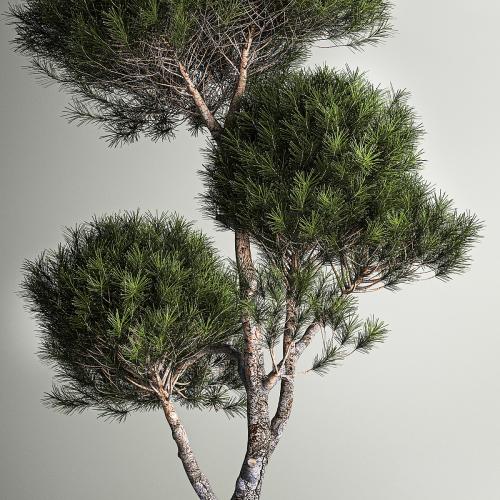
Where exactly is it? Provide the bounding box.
[157,378,218,500]
[178,61,222,137]
[174,344,246,387]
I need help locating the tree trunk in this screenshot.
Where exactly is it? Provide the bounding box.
[230,390,271,500]
[161,397,218,500]
[231,229,270,498]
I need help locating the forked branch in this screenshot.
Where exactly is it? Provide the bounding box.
[178,61,222,137]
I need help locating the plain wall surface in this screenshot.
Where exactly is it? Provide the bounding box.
[1,1,499,499]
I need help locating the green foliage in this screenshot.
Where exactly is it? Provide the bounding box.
[310,341,342,375]
[9,0,392,143]
[11,0,480,432]
[309,317,388,375]
[202,66,481,290]
[21,212,242,419]
[253,261,388,376]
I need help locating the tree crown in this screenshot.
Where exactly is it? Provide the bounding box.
[202,67,481,290]
[21,212,244,420]
[10,0,392,144]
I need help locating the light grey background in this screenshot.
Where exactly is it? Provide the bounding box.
[1,1,499,499]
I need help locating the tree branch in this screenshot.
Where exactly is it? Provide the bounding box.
[262,342,294,391]
[295,322,322,357]
[157,379,218,500]
[263,322,322,389]
[178,61,222,137]
[167,344,246,394]
[227,28,255,117]
[235,230,263,382]
[269,293,297,452]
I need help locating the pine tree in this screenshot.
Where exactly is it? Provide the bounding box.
[11,2,480,499]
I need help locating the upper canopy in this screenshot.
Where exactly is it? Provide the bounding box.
[10,0,392,143]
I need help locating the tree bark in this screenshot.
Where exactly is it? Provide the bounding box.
[160,396,218,500]
[269,293,297,454]
[175,44,275,500]
[230,389,271,500]
[178,61,222,137]
[231,228,272,500]
[227,29,254,118]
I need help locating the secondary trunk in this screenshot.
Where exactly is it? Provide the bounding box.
[161,397,218,500]
[269,295,299,454]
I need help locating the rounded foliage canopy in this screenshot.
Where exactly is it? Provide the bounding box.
[21,212,242,419]
[202,67,481,288]
[10,0,391,144]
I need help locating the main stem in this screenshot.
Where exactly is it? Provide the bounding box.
[176,32,290,499]
[230,391,271,500]
[231,230,271,500]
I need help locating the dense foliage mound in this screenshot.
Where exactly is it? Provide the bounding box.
[21,212,243,419]
[202,67,481,290]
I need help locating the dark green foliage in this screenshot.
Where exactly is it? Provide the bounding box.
[9,0,391,144]
[202,67,481,291]
[21,212,243,419]
[10,2,482,496]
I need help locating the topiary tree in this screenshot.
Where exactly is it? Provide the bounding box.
[11,1,480,499]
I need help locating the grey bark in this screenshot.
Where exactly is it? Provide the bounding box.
[231,229,271,500]
[230,386,271,500]
[160,396,218,500]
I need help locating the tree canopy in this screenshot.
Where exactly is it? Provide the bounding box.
[9,0,392,144]
[21,212,244,420]
[202,67,481,292]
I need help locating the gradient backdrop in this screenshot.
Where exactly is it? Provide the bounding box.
[1,1,499,499]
